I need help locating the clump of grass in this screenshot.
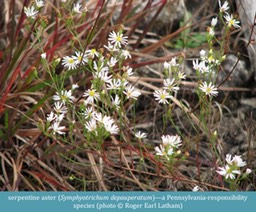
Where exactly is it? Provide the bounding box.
[0,0,254,191]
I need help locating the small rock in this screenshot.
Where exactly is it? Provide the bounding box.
[217,54,252,87]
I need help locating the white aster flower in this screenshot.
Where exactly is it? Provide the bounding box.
[199,81,218,97]
[216,154,249,180]
[72,51,88,65]
[83,89,100,104]
[164,57,179,71]
[53,90,75,104]
[85,48,99,59]
[120,49,131,59]
[55,113,65,123]
[93,112,106,124]
[93,61,108,73]
[153,89,172,104]
[95,70,112,83]
[104,41,119,52]
[121,79,129,88]
[35,0,44,8]
[164,58,179,70]
[24,6,38,19]
[85,118,97,132]
[169,57,179,66]
[225,154,234,165]
[82,107,95,119]
[155,145,174,158]
[155,145,166,156]
[111,95,120,109]
[47,111,57,122]
[217,165,241,180]
[193,60,209,73]
[163,78,179,93]
[107,78,122,90]
[224,13,241,28]
[192,186,200,192]
[126,66,134,76]
[177,71,186,80]
[104,122,119,134]
[122,66,134,78]
[108,31,128,48]
[72,83,79,90]
[155,135,182,160]
[233,155,247,167]
[107,57,118,67]
[161,134,182,149]
[49,122,66,135]
[62,56,78,70]
[192,59,200,70]
[54,102,68,114]
[218,0,229,13]
[73,3,82,13]
[96,115,119,134]
[123,85,141,100]
[135,131,147,139]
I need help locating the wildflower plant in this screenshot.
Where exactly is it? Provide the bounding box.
[216,154,251,190]
[155,134,183,163]
[151,0,252,189]
[42,29,137,146]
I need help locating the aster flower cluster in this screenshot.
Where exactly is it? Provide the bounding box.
[24,0,44,19]
[155,134,182,161]
[47,84,78,135]
[206,1,240,41]
[192,50,220,97]
[218,1,241,29]
[216,154,251,180]
[62,31,140,103]
[46,30,142,140]
[153,58,186,104]
[83,109,119,136]
[72,2,88,14]
[24,1,89,20]
[191,1,242,98]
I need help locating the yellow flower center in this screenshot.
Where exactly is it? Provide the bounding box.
[208,55,214,63]
[68,58,75,64]
[89,90,95,97]
[229,20,235,26]
[61,95,67,101]
[116,35,122,42]
[160,94,166,100]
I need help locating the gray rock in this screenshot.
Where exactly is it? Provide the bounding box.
[236,0,256,80]
[217,54,252,87]
[112,0,186,35]
[147,0,186,34]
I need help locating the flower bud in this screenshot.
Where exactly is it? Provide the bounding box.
[41,52,46,59]
[211,17,218,27]
[245,168,252,175]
